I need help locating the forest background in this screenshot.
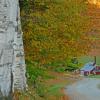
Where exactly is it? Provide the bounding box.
[16,0,94,99]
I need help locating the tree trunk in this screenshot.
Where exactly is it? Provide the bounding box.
[0,0,26,96]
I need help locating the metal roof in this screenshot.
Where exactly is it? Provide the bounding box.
[81,62,95,71]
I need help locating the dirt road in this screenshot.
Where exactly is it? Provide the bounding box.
[65,78,100,100]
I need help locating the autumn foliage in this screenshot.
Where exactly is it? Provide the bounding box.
[20,0,92,65]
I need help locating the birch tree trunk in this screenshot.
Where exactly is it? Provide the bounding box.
[0,0,26,96]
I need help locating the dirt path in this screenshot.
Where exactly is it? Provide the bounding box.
[65,78,100,100]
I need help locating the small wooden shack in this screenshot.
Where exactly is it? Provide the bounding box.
[80,62,95,76]
[80,62,100,76]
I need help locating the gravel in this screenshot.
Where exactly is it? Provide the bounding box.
[65,78,100,100]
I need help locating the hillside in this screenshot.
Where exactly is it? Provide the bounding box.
[87,1,100,56]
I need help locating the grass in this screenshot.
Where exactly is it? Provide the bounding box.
[13,71,73,100]
[78,56,100,65]
[85,75,100,78]
[47,84,65,96]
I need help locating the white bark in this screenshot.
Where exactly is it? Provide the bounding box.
[0,0,26,96]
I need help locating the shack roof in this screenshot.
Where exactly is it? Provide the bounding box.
[81,62,95,71]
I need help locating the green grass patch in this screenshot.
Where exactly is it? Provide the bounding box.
[47,84,65,96]
[78,56,100,66]
[85,75,100,78]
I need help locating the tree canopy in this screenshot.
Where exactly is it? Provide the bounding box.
[20,0,92,65]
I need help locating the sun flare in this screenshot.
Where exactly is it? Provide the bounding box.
[88,0,100,7]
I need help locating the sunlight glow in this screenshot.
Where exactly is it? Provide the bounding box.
[88,0,100,7]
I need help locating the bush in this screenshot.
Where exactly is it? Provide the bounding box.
[55,67,65,73]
